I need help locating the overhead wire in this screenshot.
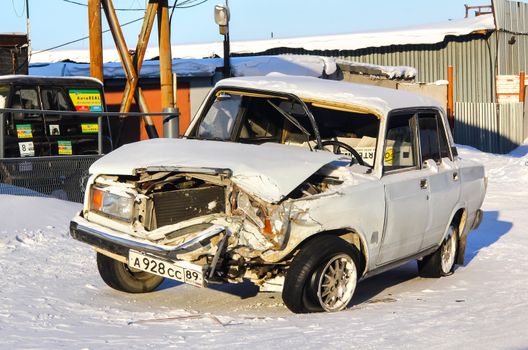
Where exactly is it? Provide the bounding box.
[33,0,209,54]
[33,17,144,54]
[11,0,25,17]
[61,0,207,11]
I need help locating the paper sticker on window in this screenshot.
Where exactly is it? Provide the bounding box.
[16,124,33,139]
[81,123,99,134]
[49,124,60,136]
[69,89,103,112]
[384,148,394,166]
[19,141,34,157]
[58,141,73,155]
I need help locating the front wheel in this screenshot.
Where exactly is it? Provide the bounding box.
[418,225,458,278]
[96,252,164,293]
[282,235,361,313]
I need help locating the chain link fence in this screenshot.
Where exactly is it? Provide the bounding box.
[0,155,100,203]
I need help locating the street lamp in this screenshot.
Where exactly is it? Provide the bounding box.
[214,4,231,78]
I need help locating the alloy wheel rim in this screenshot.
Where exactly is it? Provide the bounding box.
[440,228,457,274]
[317,254,357,312]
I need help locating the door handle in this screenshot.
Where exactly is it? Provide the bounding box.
[420,178,428,189]
[452,172,459,181]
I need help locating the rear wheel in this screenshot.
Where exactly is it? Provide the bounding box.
[282,235,361,313]
[418,225,458,278]
[96,252,164,293]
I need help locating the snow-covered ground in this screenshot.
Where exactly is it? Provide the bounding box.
[1,144,528,349]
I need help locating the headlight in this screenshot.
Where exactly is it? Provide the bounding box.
[90,187,135,222]
[265,205,288,247]
[236,191,289,248]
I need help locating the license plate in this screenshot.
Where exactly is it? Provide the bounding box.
[128,250,205,287]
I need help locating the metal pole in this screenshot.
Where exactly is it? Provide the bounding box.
[223,32,231,78]
[447,65,454,128]
[520,71,525,103]
[88,0,104,82]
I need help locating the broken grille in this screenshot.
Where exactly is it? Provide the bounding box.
[150,185,226,230]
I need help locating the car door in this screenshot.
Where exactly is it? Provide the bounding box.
[377,111,430,265]
[417,111,461,249]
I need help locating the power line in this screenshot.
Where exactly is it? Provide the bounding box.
[32,17,144,55]
[32,0,209,55]
[11,0,25,17]
[61,0,208,11]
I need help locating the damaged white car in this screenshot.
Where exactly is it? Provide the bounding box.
[70,75,486,313]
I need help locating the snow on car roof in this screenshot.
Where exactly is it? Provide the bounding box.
[216,74,443,117]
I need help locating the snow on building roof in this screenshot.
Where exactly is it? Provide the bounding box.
[30,14,495,64]
[29,55,339,79]
[215,74,442,116]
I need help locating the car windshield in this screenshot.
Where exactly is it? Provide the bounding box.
[190,90,380,166]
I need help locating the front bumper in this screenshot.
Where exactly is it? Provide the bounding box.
[69,213,226,260]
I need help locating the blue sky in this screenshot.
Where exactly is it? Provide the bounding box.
[1,0,489,51]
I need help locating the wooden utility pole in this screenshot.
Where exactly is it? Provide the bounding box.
[87,0,179,139]
[88,0,103,82]
[158,0,175,110]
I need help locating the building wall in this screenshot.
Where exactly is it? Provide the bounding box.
[254,32,497,104]
[0,34,28,76]
[494,0,528,75]
[104,81,191,144]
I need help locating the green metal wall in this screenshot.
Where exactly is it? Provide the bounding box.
[243,32,497,104]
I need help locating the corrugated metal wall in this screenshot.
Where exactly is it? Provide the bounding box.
[455,102,524,153]
[248,33,497,104]
[0,34,28,75]
[494,0,528,75]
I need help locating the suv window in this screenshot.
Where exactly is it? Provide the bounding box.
[384,113,417,171]
[41,88,74,112]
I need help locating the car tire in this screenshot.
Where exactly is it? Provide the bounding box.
[418,225,459,278]
[282,235,361,313]
[96,252,164,293]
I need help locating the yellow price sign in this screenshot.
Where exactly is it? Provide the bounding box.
[81,124,99,134]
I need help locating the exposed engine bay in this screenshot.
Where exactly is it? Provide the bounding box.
[83,162,352,285]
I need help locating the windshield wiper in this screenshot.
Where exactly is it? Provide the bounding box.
[186,135,229,142]
[267,100,312,140]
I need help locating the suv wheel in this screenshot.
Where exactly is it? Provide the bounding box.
[282,235,360,313]
[96,252,164,293]
[418,225,458,278]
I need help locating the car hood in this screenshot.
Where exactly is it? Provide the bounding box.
[90,139,341,203]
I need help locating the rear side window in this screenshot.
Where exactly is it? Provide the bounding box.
[41,88,74,112]
[384,113,417,172]
[418,112,450,164]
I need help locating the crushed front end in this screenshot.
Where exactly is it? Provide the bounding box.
[70,167,294,288]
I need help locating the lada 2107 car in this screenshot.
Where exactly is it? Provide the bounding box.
[70,75,486,313]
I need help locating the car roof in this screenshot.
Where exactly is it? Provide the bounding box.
[0,75,103,87]
[215,74,443,117]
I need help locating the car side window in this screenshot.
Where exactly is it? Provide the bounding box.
[418,112,450,164]
[11,88,40,120]
[437,115,450,159]
[384,113,417,172]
